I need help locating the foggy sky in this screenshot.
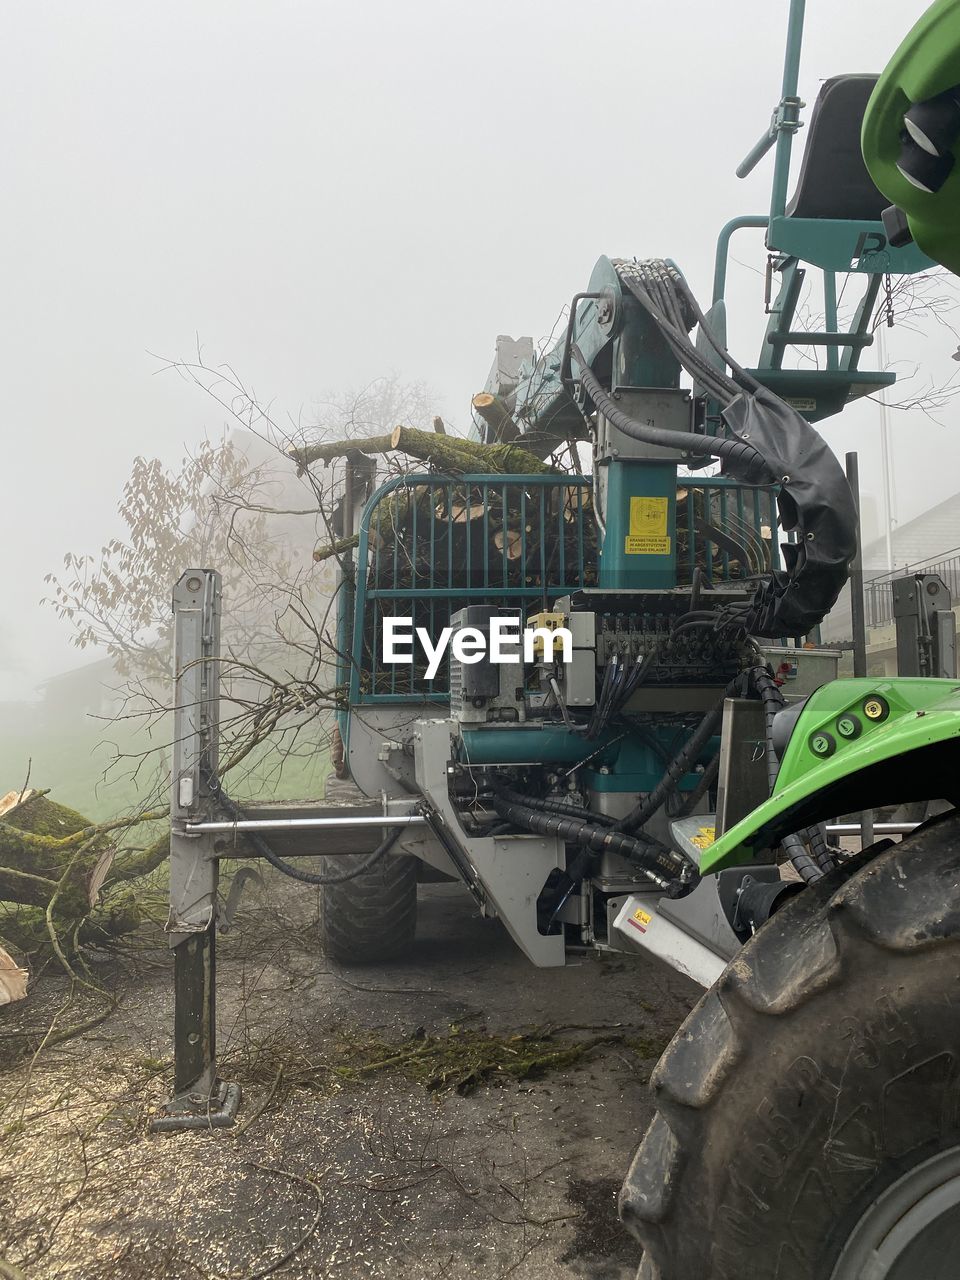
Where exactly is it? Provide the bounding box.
[1,0,955,698]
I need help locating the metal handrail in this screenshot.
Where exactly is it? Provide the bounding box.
[349,472,591,706]
[865,547,960,588]
[347,471,781,706]
[864,555,960,629]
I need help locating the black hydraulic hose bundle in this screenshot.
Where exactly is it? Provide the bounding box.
[571,259,859,639]
[490,792,691,891]
[573,351,771,484]
[586,655,623,738]
[589,659,834,883]
[495,787,617,827]
[747,667,836,883]
[201,763,401,886]
[491,664,834,890]
[587,646,661,739]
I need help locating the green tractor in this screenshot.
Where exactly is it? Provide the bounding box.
[621,3,960,1276]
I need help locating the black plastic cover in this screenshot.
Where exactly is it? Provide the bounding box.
[721,390,858,637]
[786,75,885,221]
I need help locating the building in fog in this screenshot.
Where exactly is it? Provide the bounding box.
[823,491,960,674]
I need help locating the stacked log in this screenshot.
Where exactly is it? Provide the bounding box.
[291,426,558,566]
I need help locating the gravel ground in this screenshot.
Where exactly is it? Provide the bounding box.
[0,872,699,1280]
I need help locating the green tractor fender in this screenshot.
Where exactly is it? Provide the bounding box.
[702,676,960,872]
[861,0,960,273]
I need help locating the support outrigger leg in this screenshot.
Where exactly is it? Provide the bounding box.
[151,569,241,1132]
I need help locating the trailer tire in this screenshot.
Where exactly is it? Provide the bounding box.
[620,810,960,1280]
[320,852,418,965]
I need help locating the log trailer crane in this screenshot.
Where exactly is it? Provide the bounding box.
[159,0,960,1275]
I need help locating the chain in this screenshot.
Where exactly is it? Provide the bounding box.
[884,273,895,328]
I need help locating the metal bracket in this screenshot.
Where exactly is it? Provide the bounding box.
[150,1080,242,1133]
[893,573,957,679]
[219,866,263,933]
[736,95,805,179]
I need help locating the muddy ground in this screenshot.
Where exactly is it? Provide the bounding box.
[0,873,699,1280]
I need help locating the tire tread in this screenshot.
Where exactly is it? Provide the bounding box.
[321,852,418,964]
[620,812,960,1278]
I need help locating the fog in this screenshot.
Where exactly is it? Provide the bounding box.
[1,0,956,698]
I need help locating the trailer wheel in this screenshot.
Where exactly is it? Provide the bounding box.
[620,810,960,1280]
[320,851,418,965]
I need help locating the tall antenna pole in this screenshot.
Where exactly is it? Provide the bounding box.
[877,326,895,573]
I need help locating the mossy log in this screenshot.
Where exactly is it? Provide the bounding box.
[0,790,116,917]
[291,424,554,476]
[0,891,144,957]
[0,789,169,957]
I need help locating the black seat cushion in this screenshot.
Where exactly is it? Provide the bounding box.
[787,75,887,221]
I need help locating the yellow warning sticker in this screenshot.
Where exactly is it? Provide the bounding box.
[690,825,716,850]
[625,497,670,554]
[625,535,671,555]
[629,907,653,934]
[629,496,668,537]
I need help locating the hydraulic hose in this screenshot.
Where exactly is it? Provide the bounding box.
[619,259,764,398]
[490,793,691,891]
[748,667,836,882]
[678,751,720,818]
[494,787,618,827]
[201,763,401,886]
[616,679,739,833]
[620,263,746,404]
[588,646,661,739]
[572,348,774,485]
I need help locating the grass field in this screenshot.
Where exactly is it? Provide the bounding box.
[0,696,331,822]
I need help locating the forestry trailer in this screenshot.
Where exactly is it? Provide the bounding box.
[160,1,960,1275]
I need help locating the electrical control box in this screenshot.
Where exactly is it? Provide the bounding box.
[595,388,694,464]
[449,605,526,725]
[554,610,596,707]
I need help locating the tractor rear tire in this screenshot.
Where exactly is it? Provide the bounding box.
[320,851,418,965]
[620,810,960,1280]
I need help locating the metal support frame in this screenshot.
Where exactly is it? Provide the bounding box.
[846,452,868,681]
[845,451,874,845]
[827,823,918,837]
[185,813,426,835]
[152,569,240,1132]
[735,0,806,210]
[893,573,957,679]
[413,719,567,967]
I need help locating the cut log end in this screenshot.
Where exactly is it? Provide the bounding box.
[471,392,521,444]
[0,943,28,1005]
[0,789,38,819]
